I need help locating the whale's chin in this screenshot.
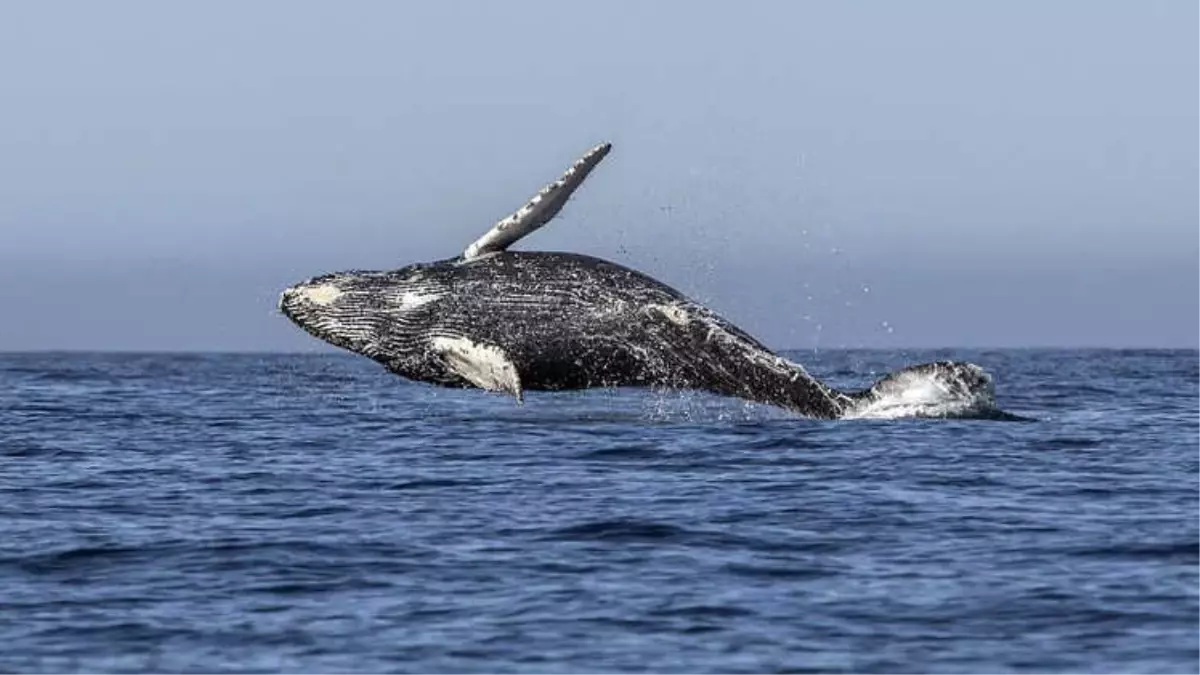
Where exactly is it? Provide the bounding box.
[842,361,1000,420]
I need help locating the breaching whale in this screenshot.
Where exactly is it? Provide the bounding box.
[280,143,999,419]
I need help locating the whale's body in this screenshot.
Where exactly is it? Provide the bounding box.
[281,142,1000,419]
[282,250,860,418]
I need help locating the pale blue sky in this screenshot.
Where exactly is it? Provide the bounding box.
[0,1,1195,350]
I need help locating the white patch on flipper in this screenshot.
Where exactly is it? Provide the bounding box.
[299,284,342,306]
[430,336,524,402]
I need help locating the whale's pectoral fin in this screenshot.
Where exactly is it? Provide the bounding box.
[462,142,612,260]
[430,336,524,403]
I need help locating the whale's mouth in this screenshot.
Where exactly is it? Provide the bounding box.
[841,361,1007,420]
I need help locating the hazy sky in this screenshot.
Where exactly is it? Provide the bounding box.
[0,1,1195,350]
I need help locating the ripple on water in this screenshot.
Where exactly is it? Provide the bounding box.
[0,350,1195,673]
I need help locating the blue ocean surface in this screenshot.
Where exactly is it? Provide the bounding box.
[0,349,1196,673]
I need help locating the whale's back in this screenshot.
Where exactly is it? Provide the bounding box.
[409,252,774,385]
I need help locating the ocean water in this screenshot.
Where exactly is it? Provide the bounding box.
[1,349,1196,673]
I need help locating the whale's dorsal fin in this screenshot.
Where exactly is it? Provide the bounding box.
[462,142,611,260]
[430,336,524,403]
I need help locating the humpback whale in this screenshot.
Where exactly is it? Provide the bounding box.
[280,143,999,419]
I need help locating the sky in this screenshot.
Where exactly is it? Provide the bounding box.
[0,1,1195,351]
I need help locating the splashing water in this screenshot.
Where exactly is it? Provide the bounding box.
[844,361,1007,420]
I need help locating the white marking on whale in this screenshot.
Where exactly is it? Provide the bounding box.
[430,336,524,402]
[646,303,691,326]
[299,284,342,306]
[397,290,443,310]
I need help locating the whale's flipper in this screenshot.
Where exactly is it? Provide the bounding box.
[431,336,524,402]
[462,142,612,260]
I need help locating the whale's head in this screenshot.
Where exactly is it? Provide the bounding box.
[279,272,378,355]
[279,266,446,358]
